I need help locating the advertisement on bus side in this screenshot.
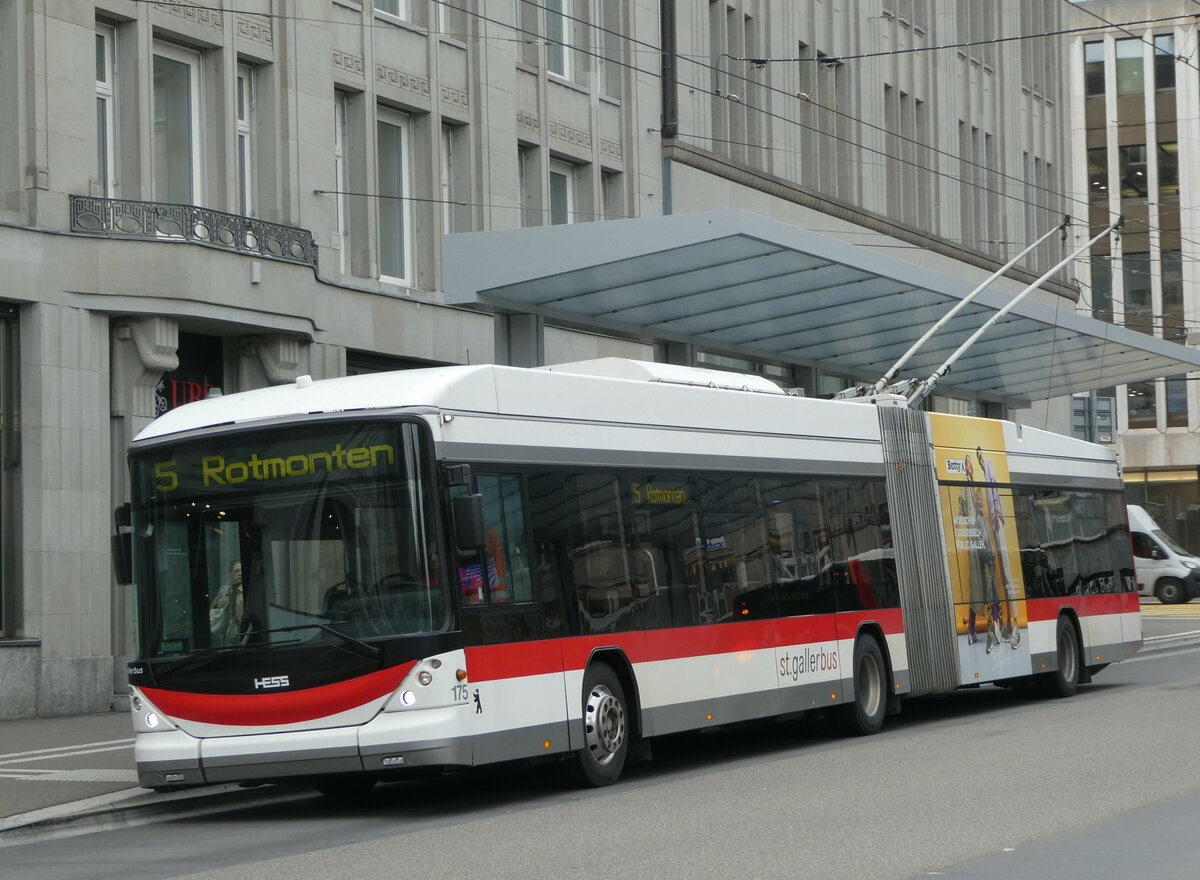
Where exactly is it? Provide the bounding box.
[929,414,1030,684]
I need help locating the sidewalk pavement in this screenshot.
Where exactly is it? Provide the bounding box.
[2,610,1199,844]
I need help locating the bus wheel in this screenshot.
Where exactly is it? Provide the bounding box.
[572,664,629,787]
[1155,578,1186,605]
[833,635,887,736]
[1040,617,1080,699]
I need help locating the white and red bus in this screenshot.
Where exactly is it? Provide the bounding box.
[123,359,1141,791]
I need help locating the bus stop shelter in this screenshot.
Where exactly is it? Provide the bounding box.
[443,210,1200,403]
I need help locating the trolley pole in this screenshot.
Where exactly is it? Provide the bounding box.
[906,216,1124,408]
[857,215,1071,399]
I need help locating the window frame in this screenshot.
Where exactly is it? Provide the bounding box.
[545,0,572,80]
[333,92,349,274]
[152,41,205,206]
[373,0,410,22]
[548,158,575,225]
[440,123,457,236]
[376,106,414,286]
[235,64,255,217]
[96,24,117,197]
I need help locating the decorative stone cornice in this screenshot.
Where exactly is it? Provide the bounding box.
[375,64,431,99]
[154,1,223,30]
[440,85,469,112]
[333,50,365,78]
[237,14,273,47]
[548,120,591,150]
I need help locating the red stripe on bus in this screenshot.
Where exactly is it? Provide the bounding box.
[1024,592,1139,622]
[465,610,905,682]
[141,662,415,726]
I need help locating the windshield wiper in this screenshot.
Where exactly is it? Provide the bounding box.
[153,622,381,681]
[154,640,301,681]
[266,622,384,660]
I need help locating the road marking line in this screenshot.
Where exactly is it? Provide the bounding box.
[0,738,133,762]
[0,744,133,767]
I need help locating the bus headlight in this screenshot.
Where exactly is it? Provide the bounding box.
[417,671,433,686]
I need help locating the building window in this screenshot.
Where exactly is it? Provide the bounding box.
[376,108,413,284]
[437,0,464,35]
[1162,250,1184,343]
[153,43,203,204]
[601,170,622,221]
[1115,38,1143,95]
[545,0,571,79]
[1083,41,1105,96]
[333,92,348,272]
[517,0,539,66]
[518,144,538,227]
[1167,375,1188,428]
[1123,252,1152,336]
[1118,144,1147,199]
[1090,254,1113,324]
[374,0,409,20]
[1154,34,1175,90]
[1128,381,1157,429]
[549,159,575,225]
[440,124,458,235]
[599,0,622,97]
[1158,142,1179,200]
[96,25,116,197]
[236,65,254,216]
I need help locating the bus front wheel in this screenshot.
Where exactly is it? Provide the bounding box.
[571,663,629,787]
[832,635,888,736]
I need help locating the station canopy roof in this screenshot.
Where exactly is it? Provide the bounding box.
[443,210,1200,402]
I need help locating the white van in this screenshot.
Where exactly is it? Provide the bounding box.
[1127,504,1200,604]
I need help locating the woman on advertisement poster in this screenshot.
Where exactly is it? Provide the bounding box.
[976,446,1021,648]
[960,455,1003,652]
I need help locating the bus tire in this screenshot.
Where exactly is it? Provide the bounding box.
[1040,616,1081,699]
[832,635,888,736]
[571,663,629,787]
[1155,577,1186,605]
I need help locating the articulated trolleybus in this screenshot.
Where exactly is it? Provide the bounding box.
[124,359,1140,791]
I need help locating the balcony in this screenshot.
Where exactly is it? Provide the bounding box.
[69,196,318,268]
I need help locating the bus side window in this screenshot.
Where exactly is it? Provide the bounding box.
[474,474,534,605]
[526,469,573,637]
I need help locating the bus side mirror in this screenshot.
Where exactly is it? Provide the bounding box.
[452,494,485,552]
[112,503,132,585]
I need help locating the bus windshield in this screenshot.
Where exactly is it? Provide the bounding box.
[130,421,446,661]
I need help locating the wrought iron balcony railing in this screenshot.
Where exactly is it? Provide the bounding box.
[70,195,318,268]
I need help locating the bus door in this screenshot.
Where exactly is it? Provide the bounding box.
[459,472,570,765]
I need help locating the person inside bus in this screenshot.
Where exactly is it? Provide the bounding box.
[422,540,500,606]
[209,560,244,646]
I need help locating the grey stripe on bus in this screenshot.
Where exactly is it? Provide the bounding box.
[439,442,886,477]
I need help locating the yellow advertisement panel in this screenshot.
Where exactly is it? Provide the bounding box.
[929,414,1027,676]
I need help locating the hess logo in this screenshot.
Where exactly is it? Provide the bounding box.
[253,675,290,690]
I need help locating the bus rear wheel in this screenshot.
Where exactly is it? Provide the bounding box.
[571,663,629,787]
[1040,616,1080,699]
[832,635,888,736]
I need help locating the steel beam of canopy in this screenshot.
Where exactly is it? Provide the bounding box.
[442,210,1200,402]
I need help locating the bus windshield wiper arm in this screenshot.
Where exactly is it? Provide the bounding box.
[269,623,384,660]
[155,641,283,680]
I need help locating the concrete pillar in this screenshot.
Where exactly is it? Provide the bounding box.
[110,316,178,709]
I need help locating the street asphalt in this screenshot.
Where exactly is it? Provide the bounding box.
[1,605,1197,846]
